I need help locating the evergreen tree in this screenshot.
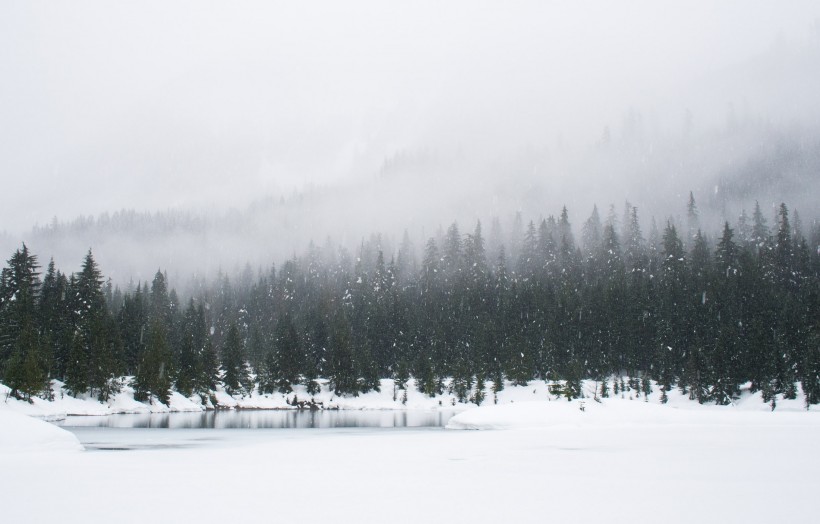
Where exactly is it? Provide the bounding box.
[118,283,147,375]
[133,318,173,405]
[326,312,358,396]
[536,218,557,280]
[715,223,738,275]
[38,259,69,382]
[774,203,794,289]
[395,230,416,285]
[442,222,462,281]
[751,201,769,249]
[200,338,221,392]
[273,314,302,393]
[221,323,251,396]
[65,250,118,399]
[174,299,201,397]
[518,220,538,278]
[582,205,603,266]
[686,191,700,247]
[0,245,48,400]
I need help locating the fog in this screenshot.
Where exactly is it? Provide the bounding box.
[2,1,819,283]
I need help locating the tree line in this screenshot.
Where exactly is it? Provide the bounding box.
[1,196,818,409]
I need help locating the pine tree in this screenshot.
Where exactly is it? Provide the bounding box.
[715,223,738,275]
[327,312,358,395]
[133,318,173,405]
[518,220,538,278]
[118,283,147,375]
[774,203,794,289]
[600,223,624,280]
[0,245,48,400]
[199,339,221,392]
[395,230,416,285]
[174,299,201,397]
[600,377,609,398]
[274,314,302,393]
[536,219,556,280]
[64,329,89,396]
[473,375,486,405]
[66,250,118,399]
[38,259,68,382]
[442,222,462,281]
[221,323,250,396]
[751,201,769,249]
[655,223,686,391]
[582,205,603,266]
[686,191,700,247]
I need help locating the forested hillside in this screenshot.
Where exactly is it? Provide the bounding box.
[9,120,819,289]
[1,197,818,409]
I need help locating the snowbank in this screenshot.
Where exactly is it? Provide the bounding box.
[445,397,679,430]
[0,377,480,418]
[2,376,816,423]
[0,381,208,419]
[446,393,820,431]
[0,405,83,454]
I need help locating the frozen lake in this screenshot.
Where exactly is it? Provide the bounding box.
[56,409,458,429]
[6,401,819,522]
[55,409,459,451]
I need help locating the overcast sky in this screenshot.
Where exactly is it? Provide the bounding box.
[2,0,820,235]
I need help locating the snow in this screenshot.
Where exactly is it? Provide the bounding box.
[2,379,819,522]
[0,374,820,523]
[0,378,480,418]
[445,394,815,431]
[2,376,816,420]
[446,397,609,429]
[0,404,83,454]
[2,395,819,523]
[0,380,208,419]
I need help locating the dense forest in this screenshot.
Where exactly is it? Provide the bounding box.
[1,195,818,409]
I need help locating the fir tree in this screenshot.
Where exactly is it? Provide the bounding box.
[274,314,302,393]
[686,191,700,247]
[133,318,173,405]
[174,299,201,397]
[221,323,251,396]
[0,245,48,400]
[199,339,221,393]
[67,250,118,399]
[327,313,358,396]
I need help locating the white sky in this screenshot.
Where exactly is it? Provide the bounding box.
[2,0,819,234]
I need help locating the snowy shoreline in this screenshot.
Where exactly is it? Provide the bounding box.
[3,377,478,420]
[3,375,817,423]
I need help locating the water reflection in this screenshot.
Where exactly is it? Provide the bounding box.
[57,410,457,429]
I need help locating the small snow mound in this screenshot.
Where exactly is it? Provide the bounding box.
[446,399,597,430]
[445,397,692,430]
[0,406,83,454]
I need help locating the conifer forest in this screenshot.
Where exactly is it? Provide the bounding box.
[2,196,818,409]
[6,5,820,524]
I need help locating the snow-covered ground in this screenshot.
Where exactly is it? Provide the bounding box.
[2,379,819,523]
[3,376,815,421]
[1,378,476,419]
[0,407,83,454]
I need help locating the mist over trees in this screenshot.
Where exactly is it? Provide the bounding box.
[2,196,818,409]
[8,116,819,290]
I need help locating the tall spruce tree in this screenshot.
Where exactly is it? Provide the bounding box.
[133,318,173,404]
[65,250,118,399]
[0,245,48,400]
[221,323,251,395]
